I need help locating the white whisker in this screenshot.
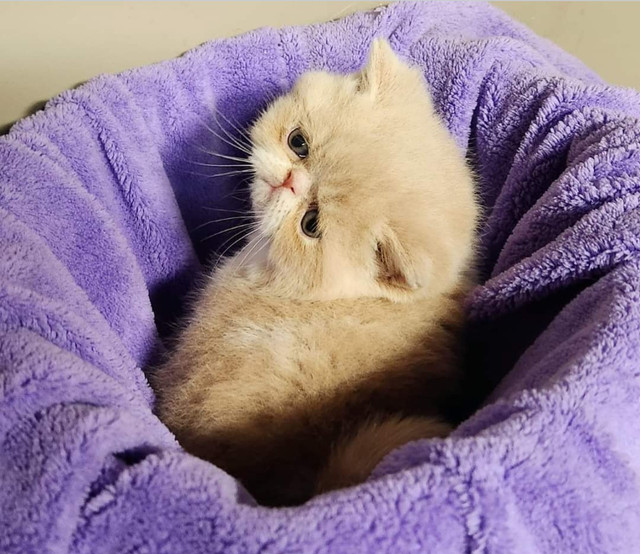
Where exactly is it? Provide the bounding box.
[199,119,252,155]
[252,235,270,261]
[191,144,250,164]
[214,226,252,254]
[200,221,258,242]
[182,169,227,180]
[213,114,253,154]
[213,110,253,145]
[208,169,255,178]
[202,207,264,215]
[213,108,254,145]
[199,112,253,155]
[229,194,248,202]
[191,215,255,232]
[190,161,253,169]
[208,227,254,276]
[214,189,247,203]
[235,232,266,272]
[182,169,253,183]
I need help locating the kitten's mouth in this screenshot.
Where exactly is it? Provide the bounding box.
[267,187,294,204]
[253,176,293,208]
[268,171,296,195]
[250,181,289,232]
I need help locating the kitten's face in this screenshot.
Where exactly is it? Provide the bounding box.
[245,40,477,302]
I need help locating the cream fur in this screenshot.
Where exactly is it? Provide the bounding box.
[317,415,452,493]
[153,40,478,506]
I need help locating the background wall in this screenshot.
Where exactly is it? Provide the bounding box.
[497,1,640,90]
[1,2,639,130]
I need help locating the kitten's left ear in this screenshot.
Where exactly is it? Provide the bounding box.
[358,38,405,97]
[375,226,422,293]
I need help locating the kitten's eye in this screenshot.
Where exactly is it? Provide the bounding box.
[301,208,320,238]
[287,129,309,159]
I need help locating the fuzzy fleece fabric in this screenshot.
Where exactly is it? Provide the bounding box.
[2,1,640,552]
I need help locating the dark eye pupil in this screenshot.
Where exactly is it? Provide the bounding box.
[304,215,317,234]
[288,129,309,158]
[301,209,320,238]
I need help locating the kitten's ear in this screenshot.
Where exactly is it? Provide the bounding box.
[357,39,403,97]
[375,227,421,292]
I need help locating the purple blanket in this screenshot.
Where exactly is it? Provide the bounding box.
[3,2,640,552]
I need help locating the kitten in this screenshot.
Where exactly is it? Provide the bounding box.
[153,40,478,507]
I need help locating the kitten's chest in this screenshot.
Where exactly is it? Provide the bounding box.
[220,302,424,393]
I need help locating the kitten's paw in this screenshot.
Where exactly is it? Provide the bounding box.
[316,415,451,493]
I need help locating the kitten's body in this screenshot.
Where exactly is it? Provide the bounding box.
[154,41,478,507]
[156,267,465,505]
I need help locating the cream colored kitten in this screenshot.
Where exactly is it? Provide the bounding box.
[154,40,478,507]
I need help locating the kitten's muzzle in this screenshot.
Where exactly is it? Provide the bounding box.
[269,170,296,195]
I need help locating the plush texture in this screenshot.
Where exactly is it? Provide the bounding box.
[2,1,640,552]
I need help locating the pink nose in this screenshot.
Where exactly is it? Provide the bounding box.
[271,171,295,194]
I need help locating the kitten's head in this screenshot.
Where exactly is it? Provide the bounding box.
[245,39,477,302]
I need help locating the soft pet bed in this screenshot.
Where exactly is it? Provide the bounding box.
[2,2,640,552]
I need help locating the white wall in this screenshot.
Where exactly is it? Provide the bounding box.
[1,2,638,129]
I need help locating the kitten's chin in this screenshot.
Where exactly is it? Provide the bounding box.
[249,179,271,212]
[250,182,298,231]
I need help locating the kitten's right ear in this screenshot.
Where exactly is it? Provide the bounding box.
[357,38,404,97]
[375,226,422,293]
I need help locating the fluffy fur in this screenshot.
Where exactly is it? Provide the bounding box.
[154,40,478,507]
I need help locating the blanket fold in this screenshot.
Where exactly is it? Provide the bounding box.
[2,2,640,552]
